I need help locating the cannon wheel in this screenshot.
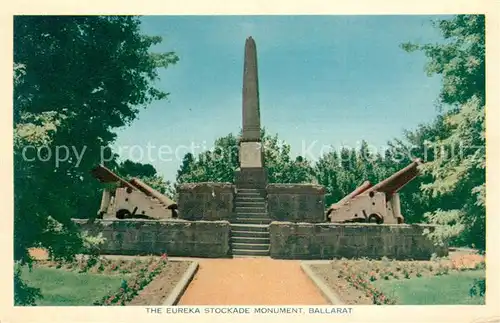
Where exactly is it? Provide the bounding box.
[368,213,383,224]
[116,209,131,219]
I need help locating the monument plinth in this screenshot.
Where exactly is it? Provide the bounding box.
[235,36,268,189]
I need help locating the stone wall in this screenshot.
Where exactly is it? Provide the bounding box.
[267,184,326,223]
[269,222,448,260]
[73,219,231,258]
[177,182,235,221]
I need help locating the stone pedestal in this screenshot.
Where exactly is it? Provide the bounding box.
[267,184,326,222]
[177,183,235,220]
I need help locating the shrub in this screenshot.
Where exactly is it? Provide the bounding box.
[430,253,439,262]
[81,231,106,259]
[474,261,485,270]
[14,264,43,306]
[469,278,485,297]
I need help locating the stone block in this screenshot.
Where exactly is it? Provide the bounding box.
[177,182,235,221]
[267,184,326,223]
[239,142,263,168]
[234,167,268,189]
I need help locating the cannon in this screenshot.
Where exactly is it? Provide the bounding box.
[326,159,423,224]
[91,164,177,220]
[327,180,372,214]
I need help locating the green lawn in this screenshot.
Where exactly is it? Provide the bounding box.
[374,270,485,305]
[19,266,128,306]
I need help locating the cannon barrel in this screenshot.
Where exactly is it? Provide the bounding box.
[129,177,177,209]
[90,164,136,190]
[337,180,372,206]
[365,159,423,197]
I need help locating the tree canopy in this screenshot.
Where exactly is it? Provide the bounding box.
[176,128,315,185]
[14,16,178,265]
[402,15,485,249]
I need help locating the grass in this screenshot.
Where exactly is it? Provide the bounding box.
[373,270,485,305]
[20,266,130,306]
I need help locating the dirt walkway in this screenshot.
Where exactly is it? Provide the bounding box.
[178,258,329,305]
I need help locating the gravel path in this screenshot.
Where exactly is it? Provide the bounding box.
[177,258,329,305]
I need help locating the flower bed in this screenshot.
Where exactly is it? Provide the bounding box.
[93,254,169,306]
[38,255,142,275]
[310,252,485,305]
[34,254,192,306]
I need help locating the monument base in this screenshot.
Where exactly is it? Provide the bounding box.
[239,141,263,168]
[234,167,268,189]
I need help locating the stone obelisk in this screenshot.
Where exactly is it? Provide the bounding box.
[241,36,261,142]
[235,37,268,189]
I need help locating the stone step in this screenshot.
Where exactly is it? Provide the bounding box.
[234,212,268,218]
[235,191,261,196]
[232,218,272,225]
[236,191,262,195]
[232,255,269,258]
[231,236,270,244]
[236,188,261,192]
[234,197,266,203]
[235,206,267,213]
[232,248,270,256]
[235,201,266,207]
[231,242,269,251]
[231,230,270,238]
[230,224,269,232]
[235,196,263,200]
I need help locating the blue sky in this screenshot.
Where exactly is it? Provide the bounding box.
[112,15,449,182]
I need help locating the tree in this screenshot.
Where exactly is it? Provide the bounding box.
[313,137,443,224]
[113,159,173,196]
[14,15,178,302]
[117,160,158,178]
[176,128,314,184]
[402,15,485,249]
[382,118,451,224]
[176,133,239,183]
[314,142,397,211]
